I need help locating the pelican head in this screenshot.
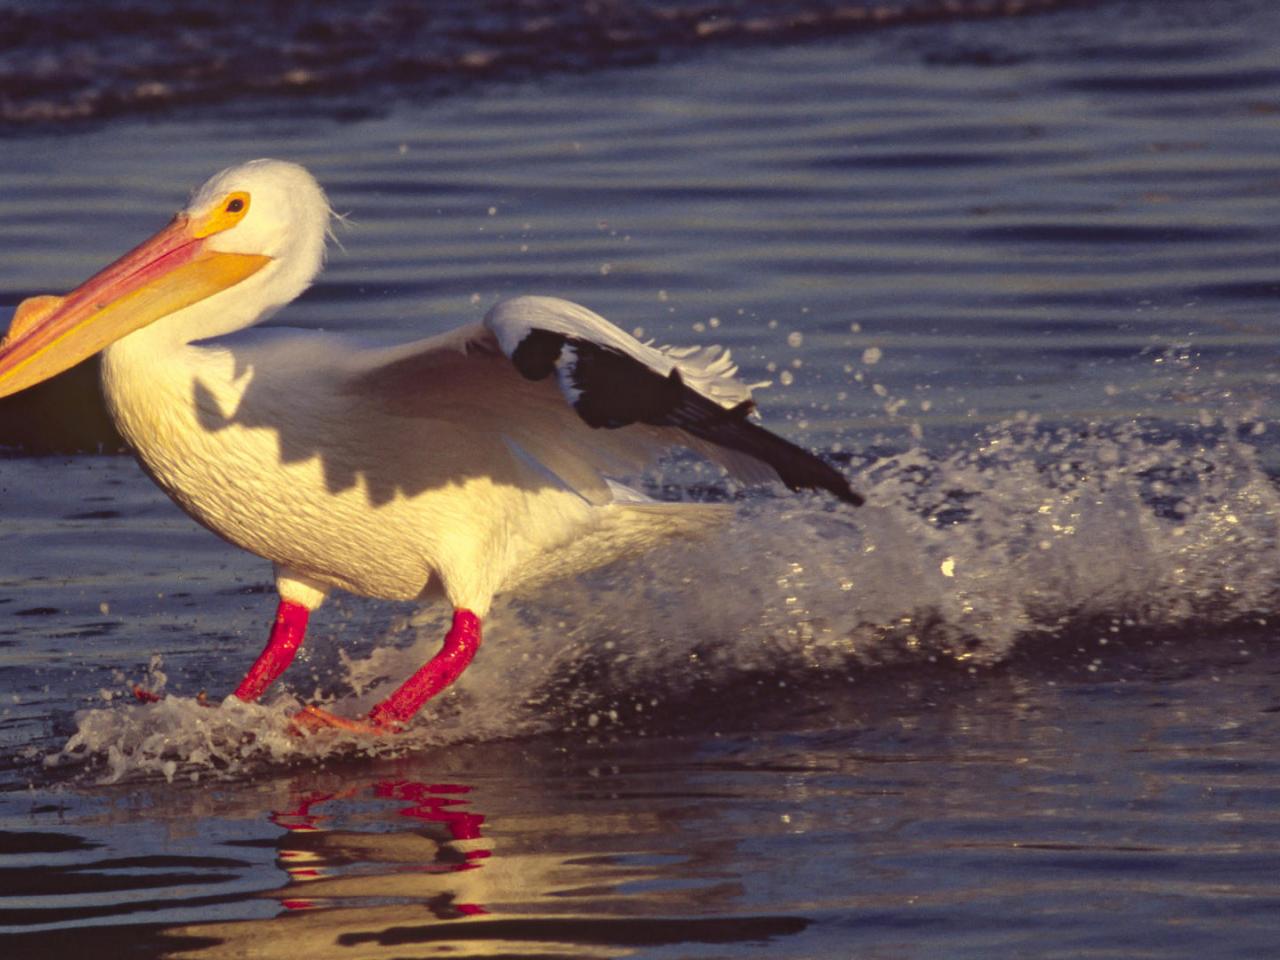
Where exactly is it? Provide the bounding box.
[0,159,330,399]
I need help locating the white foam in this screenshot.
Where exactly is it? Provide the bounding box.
[50,417,1280,784]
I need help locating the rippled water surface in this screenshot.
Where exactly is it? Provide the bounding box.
[3,0,1280,956]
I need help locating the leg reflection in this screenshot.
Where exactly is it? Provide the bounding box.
[269,778,491,917]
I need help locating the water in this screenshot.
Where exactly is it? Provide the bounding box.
[3,0,1280,955]
[0,0,1077,125]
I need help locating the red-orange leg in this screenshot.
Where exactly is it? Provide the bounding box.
[367,609,482,729]
[233,599,311,702]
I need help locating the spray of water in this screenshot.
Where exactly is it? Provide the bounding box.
[50,413,1280,784]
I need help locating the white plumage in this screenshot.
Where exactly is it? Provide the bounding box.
[0,159,860,733]
[103,301,731,614]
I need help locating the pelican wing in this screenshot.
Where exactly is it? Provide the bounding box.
[484,297,862,506]
[341,322,647,505]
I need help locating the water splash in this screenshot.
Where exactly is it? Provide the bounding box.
[50,414,1280,784]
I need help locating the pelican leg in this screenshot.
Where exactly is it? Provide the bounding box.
[233,599,311,702]
[292,609,482,735]
[369,609,483,727]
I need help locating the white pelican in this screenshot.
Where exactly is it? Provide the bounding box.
[0,159,861,734]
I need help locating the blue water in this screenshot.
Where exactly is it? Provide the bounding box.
[2,0,1280,956]
[0,0,1078,124]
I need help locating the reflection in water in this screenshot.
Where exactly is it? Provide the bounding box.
[268,780,490,917]
[3,652,1277,957]
[160,770,807,959]
[164,776,536,958]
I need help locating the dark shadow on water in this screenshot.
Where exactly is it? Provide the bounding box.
[0,927,221,960]
[338,915,809,949]
[0,355,124,454]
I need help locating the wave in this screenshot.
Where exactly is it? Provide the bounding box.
[1,0,1081,125]
[46,412,1280,785]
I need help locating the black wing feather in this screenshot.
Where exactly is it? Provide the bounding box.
[510,329,863,506]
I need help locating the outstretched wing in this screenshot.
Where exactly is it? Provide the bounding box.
[485,296,863,506]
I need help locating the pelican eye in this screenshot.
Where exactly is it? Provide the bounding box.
[193,191,251,238]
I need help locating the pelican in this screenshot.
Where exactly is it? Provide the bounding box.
[0,160,861,734]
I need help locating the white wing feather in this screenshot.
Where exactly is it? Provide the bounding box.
[485,296,755,410]
[350,296,858,507]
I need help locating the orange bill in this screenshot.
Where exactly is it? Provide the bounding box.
[0,215,269,399]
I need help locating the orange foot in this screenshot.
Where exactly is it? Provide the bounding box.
[133,685,164,704]
[290,705,403,737]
